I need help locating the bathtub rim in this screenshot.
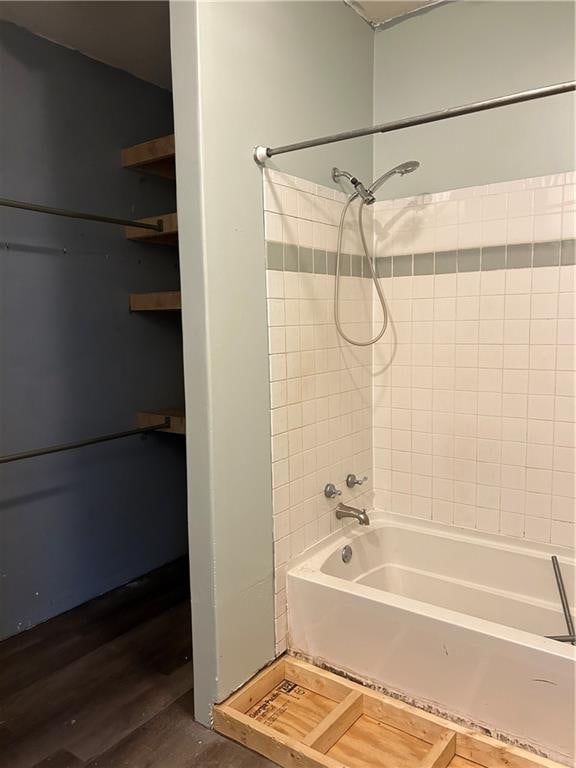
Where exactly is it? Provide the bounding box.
[287,510,576,660]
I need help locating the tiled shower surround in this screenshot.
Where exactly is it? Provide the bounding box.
[263,168,575,653]
[264,170,374,654]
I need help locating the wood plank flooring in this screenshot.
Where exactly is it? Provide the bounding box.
[0,558,276,768]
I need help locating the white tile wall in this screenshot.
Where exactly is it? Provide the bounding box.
[372,173,575,550]
[264,168,375,257]
[263,170,373,654]
[374,172,576,256]
[263,169,575,653]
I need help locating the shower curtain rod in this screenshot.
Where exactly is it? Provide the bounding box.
[0,197,163,232]
[253,81,576,163]
[0,419,169,465]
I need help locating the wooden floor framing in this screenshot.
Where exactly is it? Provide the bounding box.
[215,656,564,768]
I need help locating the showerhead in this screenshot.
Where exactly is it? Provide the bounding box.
[398,160,420,175]
[367,160,420,199]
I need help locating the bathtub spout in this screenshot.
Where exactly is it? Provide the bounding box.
[335,502,370,526]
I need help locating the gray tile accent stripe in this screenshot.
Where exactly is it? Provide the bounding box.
[481,246,506,271]
[265,240,365,276]
[266,239,576,276]
[313,249,327,274]
[507,243,532,269]
[533,241,560,267]
[266,241,283,270]
[413,252,434,275]
[376,256,392,278]
[457,248,480,272]
[284,243,298,271]
[561,239,575,265]
[299,247,314,273]
[435,251,457,274]
[393,254,412,277]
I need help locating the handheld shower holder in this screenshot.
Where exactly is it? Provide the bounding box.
[332,160,420,347]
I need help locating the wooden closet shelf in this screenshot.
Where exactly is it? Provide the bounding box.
[121,134,175,179]
[137,409,185,435]
[125,213,177,245]
[129,291,181,312]
[215,656,563,768]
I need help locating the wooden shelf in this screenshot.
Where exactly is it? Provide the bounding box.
[215,656,563,768]
[137,408,185,435]
[129,291,181,312]
[125,212,177,246]
[121,134,175,179]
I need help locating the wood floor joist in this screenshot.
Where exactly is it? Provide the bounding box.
[420,730,456,768]
[303,692,363,754]
[214,656,564,768]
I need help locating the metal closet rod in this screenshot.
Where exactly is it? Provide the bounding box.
[0,419,169,465]
[254,81,576,162]
[0,197,163,232]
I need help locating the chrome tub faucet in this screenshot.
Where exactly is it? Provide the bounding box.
[335,502,370,526]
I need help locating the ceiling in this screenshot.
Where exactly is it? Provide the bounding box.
[0,0,447,89]
[0,1,171,89]
[349,0,448,27]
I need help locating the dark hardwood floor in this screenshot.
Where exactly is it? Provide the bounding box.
[0,558,276,767]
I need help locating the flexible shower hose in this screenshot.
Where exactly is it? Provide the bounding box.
[334,194,388,346]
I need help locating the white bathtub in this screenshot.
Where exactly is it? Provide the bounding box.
[287,512,576,764]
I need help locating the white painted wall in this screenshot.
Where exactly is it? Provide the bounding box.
[170,2,216,726]
[372,1,575,196]
[170,0,373,724]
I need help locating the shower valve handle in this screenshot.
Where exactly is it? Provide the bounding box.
[347,474,368,489]
[324,483,342,499]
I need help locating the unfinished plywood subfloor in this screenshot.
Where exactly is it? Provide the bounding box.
[214,656,564,768]
[247,679,337,742]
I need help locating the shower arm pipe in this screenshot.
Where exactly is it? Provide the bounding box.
[0,197,164,232]
[253,81,576,163]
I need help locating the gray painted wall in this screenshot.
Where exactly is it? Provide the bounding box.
[170,0,373,723]
[0,22,187,640]
[373,1,575,196]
